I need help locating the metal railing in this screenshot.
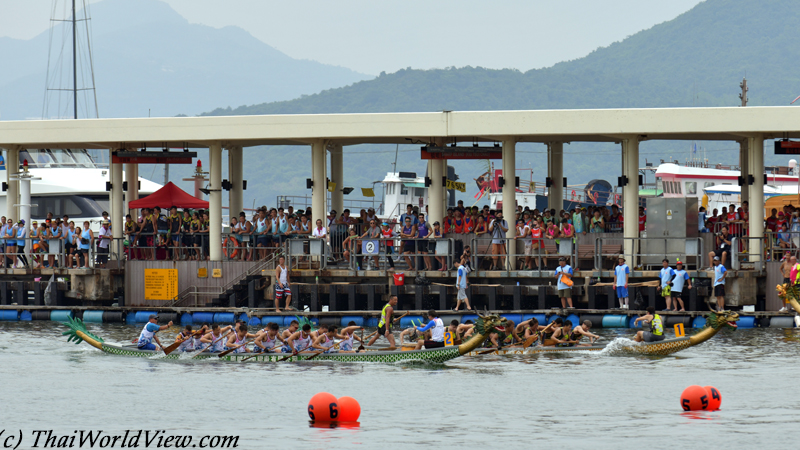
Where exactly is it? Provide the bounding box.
[0,236,126,269]
[470,236,578,274]
[344,237,454,271]
[765,231,800,262]
[594,236,704,270]
[731,236,765,271]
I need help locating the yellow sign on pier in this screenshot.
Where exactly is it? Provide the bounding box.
[144,269,178,301]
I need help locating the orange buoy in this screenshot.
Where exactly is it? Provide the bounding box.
[704,386,721,411]
[337,396,361,422]
[680,385,710,411]
[308,392,339,422]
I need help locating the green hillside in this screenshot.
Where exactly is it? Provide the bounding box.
[180,0,800,211]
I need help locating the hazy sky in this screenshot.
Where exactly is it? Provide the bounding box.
[0,0,703,75]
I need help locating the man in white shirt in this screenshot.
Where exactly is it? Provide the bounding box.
[96,220,112,268]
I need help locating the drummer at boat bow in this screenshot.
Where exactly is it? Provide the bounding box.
[633,307,664,342]
[137,315,173,351]
[414,310,445,349]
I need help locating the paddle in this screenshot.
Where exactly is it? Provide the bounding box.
[278,344,312,362]
[163,330,204,356]
[357,328,366,352]
[191,331,231,359]
[240,345,282,362]
[218,337,256,358]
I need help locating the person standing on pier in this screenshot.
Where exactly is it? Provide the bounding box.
[489,211,508,270]
[671,261,690,312]
[454,255,472,311]
[137,315,173,351]
[614,255,630,309]
[367,295,401,348]
[660,259,676,311]
[712,256,727,311]
[556,257,574,309]
[274,255,293,312]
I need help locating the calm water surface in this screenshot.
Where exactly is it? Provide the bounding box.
[1,322,798,448]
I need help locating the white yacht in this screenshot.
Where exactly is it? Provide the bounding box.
[0,148,161,230]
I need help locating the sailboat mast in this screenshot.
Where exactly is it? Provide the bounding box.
[72,0,77,120]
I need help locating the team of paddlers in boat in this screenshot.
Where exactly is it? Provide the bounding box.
[134,294,669,355]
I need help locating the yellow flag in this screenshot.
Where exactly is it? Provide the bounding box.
[328,181,336,193]
[362,187,375,197]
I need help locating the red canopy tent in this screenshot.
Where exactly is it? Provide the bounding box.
[128,182,209,210]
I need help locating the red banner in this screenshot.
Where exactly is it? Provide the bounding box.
[421,149,502,160]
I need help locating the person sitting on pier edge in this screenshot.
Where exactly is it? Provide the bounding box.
[707,225,730,269]
[633,306,664,342]
[367,295,401,348]
[712,256,727,312]
[556,256,574,309]
[614,255,630,309]
[671,260,690,312]
[414,310,445,349]
[137,315,173,351]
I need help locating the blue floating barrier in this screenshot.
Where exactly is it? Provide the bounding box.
[546,315,565,325]
[400,315,424,329]
[340,316,364,327]
[102,312,124,323]
[692,316,706,329]
[522,314,547,325]
[565,314,580,326]
[133,311,158,323]
[248,317,262,326]
[213,313,235,324]
[737,316,756,328]
[460,314,479,325]
[0,310,19,321]
[20,310,32,321]
[126,312,137,324]
[50,310,73,322]
[192,312,214,325]
[238,313,249,323]
[180,313,194,325]
[502,313,523,324]
[82,311,104,323]
[366,317,379,328]
[601,315,628,328]
[260,316,283,326]
[630,316,641,328]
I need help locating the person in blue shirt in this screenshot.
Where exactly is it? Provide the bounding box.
[671,261,691,312]
[713,256,727,311]
[660,258,676,311]
[413,309,445,350]
[137,315,173,351]
[777,223,793,249]
[613,255,631,309]
[399,204,419,227]
[454,256,472,311]
[555,256,574,309]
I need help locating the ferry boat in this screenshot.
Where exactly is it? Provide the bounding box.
[0,148,161,230]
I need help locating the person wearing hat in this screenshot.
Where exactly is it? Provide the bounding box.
[712,255,727,311]
[555,256,574,309]
[136,315,173,351]
[96,220,112,268]
[671,260,690,312]
[613,255,630,309]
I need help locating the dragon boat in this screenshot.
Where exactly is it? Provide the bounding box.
[464,310,739,357]
[61,313,509,364]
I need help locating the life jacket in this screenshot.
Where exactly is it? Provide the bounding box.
[651,314,664,336]
[453,219,464,234]
[464,216,475,233]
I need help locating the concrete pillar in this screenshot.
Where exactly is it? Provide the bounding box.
[330,143,344,215]
[311,140,327,229]
[622,137,640,265]
[209,142,223,261]
[125,163,139,215]
[5,147,19,220]
[502,138,517,267]
[748,135,764,261]
[548,142,564,212]
[739,140,749,206]
[228,146,243,217]
[110,150,124,239]
[428,159,444,225]
[441,159,448,213]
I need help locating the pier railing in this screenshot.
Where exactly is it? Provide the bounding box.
[594,236,704,270]
[764,231,800,262]
[342,237,455,272]
[731,236,765,271]
[470,236,579,274]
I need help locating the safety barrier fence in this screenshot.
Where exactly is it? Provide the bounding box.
[731,236,765,271]
[0,236,125,269]
[594,237,704,271]
[469,236,579,274]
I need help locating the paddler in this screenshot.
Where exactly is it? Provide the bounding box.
[566,320,600,346]
[336,322,364,352]
[633,306,665,342]
[199,323,233,352]
[549,320,577,347]
[285,323,316,353]
[311,325,338,353]
[253,322,286,353]
[541,317,563,346]
[137,314,173,351]
[367,295,402,348]
[281,320,300,341]
[413,310,445,349]
[226,324,257,353]
[173,324,206,352]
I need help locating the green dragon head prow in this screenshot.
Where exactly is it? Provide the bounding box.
[703,310,739,331]
[295,315,316,332]
[62,317,104,345]
[474,312,508,336]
